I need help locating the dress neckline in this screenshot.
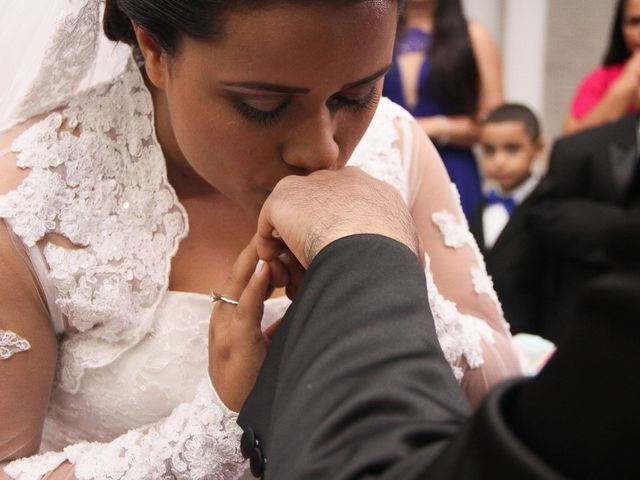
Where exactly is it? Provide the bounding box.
[397,27,431,55]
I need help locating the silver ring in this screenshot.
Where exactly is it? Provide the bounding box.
[210,291,240,306]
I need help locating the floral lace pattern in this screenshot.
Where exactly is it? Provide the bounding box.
[432,210,474,249]
[0,330,31,360]
[13,0,103,124]
[422,254,494,380]
[3,451,68,480]
[5,381,247,480]
[67,380,246,480]
[432,204,505,318]
[348,98,412,202]
[0,57,189,393]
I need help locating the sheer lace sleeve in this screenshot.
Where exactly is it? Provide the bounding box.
[401,119,523,407]
[0,134,60,466]
[3,378,247,480]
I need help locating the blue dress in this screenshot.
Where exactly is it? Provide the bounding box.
[383,30,482,221]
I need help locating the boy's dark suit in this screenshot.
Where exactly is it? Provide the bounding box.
[527,113,640,342]
[237,228,640,479]
[471,194,545,335]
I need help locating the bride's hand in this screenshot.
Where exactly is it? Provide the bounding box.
[208,238,276,412]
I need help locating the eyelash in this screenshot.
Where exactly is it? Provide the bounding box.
[231,97,292,126]
[231,86,379,126]
[329,86,379,112]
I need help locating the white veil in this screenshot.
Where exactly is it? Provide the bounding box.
[0,0,131,132]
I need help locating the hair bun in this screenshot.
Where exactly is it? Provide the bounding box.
[103,0,137,46]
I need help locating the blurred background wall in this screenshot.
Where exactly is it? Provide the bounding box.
[462,0,617,144]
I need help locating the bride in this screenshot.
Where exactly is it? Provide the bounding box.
[0,0,522,478]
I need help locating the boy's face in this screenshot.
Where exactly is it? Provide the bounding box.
[479,120,543,192]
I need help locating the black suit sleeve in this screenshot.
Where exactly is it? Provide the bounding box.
[239,229,640,479]
[238,234,471,479]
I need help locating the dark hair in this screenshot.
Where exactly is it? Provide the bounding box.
[483,103,541,142]
[603,0,631,66]
[398,0,480,116]
[104,0,404,56]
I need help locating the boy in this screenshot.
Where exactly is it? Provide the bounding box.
[471,104,545,335]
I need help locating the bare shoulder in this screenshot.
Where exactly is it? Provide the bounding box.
[0,115,48,195]
[467,21,496,47]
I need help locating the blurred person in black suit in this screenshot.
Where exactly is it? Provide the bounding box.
[528,112,640,342]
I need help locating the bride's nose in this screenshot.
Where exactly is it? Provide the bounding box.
[281,108,340,173]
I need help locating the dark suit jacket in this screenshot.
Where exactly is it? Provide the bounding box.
[238,235,470,479]
[237,231,640,479]
[471,195,546,335]
[527,113,639,342]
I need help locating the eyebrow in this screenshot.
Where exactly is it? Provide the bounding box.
[220,64,392,94]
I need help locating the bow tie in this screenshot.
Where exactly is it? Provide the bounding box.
[485,190,516,215]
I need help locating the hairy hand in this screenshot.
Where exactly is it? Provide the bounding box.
[256,167,419,267]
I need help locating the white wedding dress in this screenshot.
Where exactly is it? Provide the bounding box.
[0,54,521,479]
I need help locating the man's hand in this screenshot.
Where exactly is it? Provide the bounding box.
[256,167,420,267]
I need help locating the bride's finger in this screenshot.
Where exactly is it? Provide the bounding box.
[220,238,260,301]
[233,260,271,342]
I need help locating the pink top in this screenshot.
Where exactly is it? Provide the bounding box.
[570,62,638,119]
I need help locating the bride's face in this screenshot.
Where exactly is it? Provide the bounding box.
[149,2,397,217]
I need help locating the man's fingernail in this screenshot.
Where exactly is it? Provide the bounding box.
[254,259,265,275]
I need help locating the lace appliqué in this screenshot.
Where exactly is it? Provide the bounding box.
[5,380,246,480]
[422,254,494,380]
[13,1,103,123]
[0,330,31,359]
[431,202,504,317]
[3,451,68,480]
[0,59,189,392]
[348,98,413,202]
[432,210,474,249]
[426,186,512,377]
[471,267,500,308]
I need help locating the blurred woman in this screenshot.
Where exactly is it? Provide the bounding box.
[383,0,503,220]
[565,0,640,134]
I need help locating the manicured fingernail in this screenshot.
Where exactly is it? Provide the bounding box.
[278,252,291,265]
[272,229,281,239]
[254,259,265,275]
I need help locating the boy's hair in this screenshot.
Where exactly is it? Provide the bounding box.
[483,104,541,143]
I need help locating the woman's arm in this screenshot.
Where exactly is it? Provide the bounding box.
[469,21,504,119]
[0,221,58,464]
[0,127,60,464]
[0,223,65,479]
[403,119,522,407]
[564,52,640,135]
[417,114,479,149]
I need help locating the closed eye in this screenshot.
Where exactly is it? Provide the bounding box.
[228,83,380,126]
[230,94,291,126]
[328,85,379,112]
